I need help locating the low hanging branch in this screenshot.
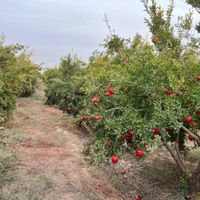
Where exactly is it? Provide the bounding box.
[177,122,200,146]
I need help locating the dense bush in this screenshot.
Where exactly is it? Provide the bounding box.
[44,0,200,195]
[77,35,200,163]
[44,54,85,115]
[0,36,40,124]
[15,52,40,97]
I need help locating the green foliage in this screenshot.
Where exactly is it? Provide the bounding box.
[76,36,199,163]
[104,34,125,54]
[142,0,200,57]
[14,53,40,97]
[142,0,182,56]
[44,54,85,115]
[186,0,200,32]
[0,36,40,124]
[45,33,200,166]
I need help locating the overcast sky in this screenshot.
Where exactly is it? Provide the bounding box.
[0,0,198,68]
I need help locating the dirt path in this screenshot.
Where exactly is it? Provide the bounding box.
[3,97,123,200]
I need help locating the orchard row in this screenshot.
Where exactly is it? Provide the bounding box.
[0,37,40,124]
[44,33,200,166]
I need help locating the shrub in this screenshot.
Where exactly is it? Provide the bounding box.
[15,52,41,97]
[0,36,40,124]
[44,54,85,115]
[44,0,200,195]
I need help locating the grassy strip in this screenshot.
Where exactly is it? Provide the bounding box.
[0,129,17,199]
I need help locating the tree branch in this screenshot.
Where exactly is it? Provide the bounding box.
[105,107,123,113]
[160,133,188,175]
[177,122,200,146]
[175,132,187,172]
